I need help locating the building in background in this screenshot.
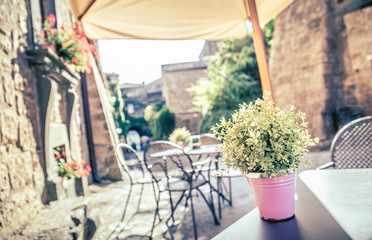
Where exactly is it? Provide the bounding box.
[161,41,219,133]
[120,78,163,117]
[269,0,372,149]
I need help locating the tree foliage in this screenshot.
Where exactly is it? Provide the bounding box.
[109,80,130,138]
[150,106,175,140]
[188,20,275,133]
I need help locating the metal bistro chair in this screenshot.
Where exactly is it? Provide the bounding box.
[144,141,220,240]
[318,116,372,169]
[115,143,158,232]
[200,134,243,219]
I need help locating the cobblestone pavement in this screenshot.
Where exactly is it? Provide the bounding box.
[88,151,330,240]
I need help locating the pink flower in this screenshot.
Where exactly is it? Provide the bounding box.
[47,14,56,25]
[62,150,66,157]
[88,43,96,53]
[77,169,85,177]
[72,57,78,64]
[84,66,92,74]
[41,30,45,38]
[56,153,61,160]
[86,165,92,172]
[81,160,86,166]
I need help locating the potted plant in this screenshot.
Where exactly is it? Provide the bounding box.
[169,127,191,150]
[41,14,98,73]
[212,92,318,221]
[54,146,92,188]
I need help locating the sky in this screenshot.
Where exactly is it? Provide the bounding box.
[98,39,206,85]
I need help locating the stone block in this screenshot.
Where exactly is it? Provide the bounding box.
[0,108,18,144]
[0,164,10,201]
[21,152,34,187]
[17,116,32,150]
[15,93,26,116]
[91,121,108,133]
[93,133,112,146]
[13,72,24,91]
[91,112,106,121]
[0,55,12,70]
[89,100,103,113]
[7,156,26,190]
[2,74,15,106]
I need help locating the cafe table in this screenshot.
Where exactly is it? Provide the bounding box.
[213,168,372,240]
[149,144,231,218]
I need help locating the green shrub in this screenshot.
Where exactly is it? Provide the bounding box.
[150,107,175,140]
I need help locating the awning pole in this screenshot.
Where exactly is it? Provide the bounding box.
[247,0,275,103]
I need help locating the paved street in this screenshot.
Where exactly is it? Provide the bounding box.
[88,151,330,240]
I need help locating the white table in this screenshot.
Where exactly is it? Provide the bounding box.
[150,144,221,158]
[299,169,372,240]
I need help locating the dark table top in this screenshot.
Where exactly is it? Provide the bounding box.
[299,169,372,240]
[213,170,357,240]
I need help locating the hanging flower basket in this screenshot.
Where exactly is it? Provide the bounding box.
[41,14,98,74]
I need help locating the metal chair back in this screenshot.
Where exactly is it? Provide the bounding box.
[144,141,194,182]
[116,143,146,181]
[331,116,372,169]
[200,133,220,145]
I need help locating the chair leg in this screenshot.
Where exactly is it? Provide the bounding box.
[228,177,233,207]
[184,191,190,207]
[196,188,220,225]
[151,182,162,222]
[220,178,232,206]
[165,191,186,226]
[121,183,133,222]
[150,182,161,239]
[136,184,145,213]
[217,176,222,219]
[189,188,198,240]
[168,190,176,224]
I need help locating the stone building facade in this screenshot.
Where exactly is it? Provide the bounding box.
[120,78,163,118]
[269,0,372,149]
[0,0,120,235]
[86,65,121,181]
[0,0,45,233]
[161,41,218,133]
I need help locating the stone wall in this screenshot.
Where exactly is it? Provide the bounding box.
[342,6,372,115]
[0,0,45,234]
[162,64,207,113]
[174,112,202,134]
[86,58,121,181]
[162,62,206,133]
[269,0,372,149]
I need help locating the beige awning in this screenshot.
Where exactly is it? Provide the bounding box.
[69,0,293,40]
[69,0,295,102]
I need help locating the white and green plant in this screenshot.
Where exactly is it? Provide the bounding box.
[169,127,191,144]
[212,92,318,178]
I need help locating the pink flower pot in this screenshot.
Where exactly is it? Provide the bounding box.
[177,142,186,150]
[248,172,296,221]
